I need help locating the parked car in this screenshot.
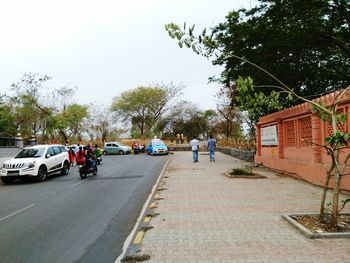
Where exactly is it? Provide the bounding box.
[0,144,70,184]
[102,142,131,155]
[147,139,168,156]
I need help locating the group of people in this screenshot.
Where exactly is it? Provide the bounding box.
[67,143,102,167]
[190,135,216,163]
[175,133,184,144]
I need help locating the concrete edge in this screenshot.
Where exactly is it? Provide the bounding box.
[282,213,350,239]
[115,154,173,262]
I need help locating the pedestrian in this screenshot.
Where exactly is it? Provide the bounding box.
[207,135,216,162]
[75,143,80,156]
[180,133,184,144]
[176,133,180,144]
[189,136,200,162]
[68,147,75,167]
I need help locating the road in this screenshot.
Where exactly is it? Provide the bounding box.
[0,154,168,263]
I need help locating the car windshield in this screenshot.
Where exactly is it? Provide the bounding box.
[153,141,165,146]
[15,147,46,158]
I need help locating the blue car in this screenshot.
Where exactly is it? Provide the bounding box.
[147,139,168,156]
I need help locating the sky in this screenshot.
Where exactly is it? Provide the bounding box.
[0,0,256,110]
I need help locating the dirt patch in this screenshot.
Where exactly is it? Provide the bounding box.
[294,214,350,233]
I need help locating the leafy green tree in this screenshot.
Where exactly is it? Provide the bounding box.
[9,73,53,139]
[111,83,183,137]
[55,104,89,143]
[0,97,16,136]
[165,0,350,123]
[202,109,219,138]
[156,101,216,140]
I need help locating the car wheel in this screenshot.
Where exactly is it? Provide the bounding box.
[103,151,107,156]
[1,177,14,184]
[119,150,124,155]
[61,161,70,175]
[37,165,47,182]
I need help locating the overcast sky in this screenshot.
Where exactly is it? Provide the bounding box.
[0,0,256,110]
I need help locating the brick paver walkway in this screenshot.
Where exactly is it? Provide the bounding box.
[137,151,350,263]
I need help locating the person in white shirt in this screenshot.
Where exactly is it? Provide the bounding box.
[189,136,200,162]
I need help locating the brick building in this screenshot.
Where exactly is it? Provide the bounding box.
[255,91,350,192]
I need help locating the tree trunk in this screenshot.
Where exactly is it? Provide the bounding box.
[140,120,145,136]
[330,116,340,230]
[320,161,334,221]
[59,128,68,144]
[331,163,341,230]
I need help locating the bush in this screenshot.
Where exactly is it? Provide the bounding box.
[229,167,254,176]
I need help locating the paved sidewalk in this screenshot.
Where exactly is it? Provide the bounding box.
[137,151,350,263]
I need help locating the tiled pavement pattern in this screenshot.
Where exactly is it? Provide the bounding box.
[138,151,350,263]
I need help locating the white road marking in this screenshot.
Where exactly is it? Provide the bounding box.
[0,203,35,222]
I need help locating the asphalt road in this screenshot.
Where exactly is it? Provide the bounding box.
[0,154,168,263]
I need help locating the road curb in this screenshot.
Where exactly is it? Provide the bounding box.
[115,155,172,263]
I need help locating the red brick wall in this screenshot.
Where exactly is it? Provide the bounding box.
[255,91,350,192]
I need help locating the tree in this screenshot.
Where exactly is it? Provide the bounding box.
[51,85,77,111]
[216,83,245,138]
[55,104,89,143]
[156,101,214,140]
[83,106,119,145]
[202,109,219,138]
[9,73,53,139]
[216,105,242,139]
[0,96,16,136]
[111,83,183,137]
[165,0,350,124]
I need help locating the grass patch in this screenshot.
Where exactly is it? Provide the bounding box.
[229,168,254,176]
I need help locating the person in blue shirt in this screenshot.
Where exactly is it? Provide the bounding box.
[207,135,217,162]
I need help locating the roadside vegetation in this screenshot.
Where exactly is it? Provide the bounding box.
[0,73,245,145]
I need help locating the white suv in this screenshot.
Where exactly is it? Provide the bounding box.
[0,144,70,184]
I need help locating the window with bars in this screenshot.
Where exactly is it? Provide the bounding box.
[300,117,312,147]
[285,120,296,147]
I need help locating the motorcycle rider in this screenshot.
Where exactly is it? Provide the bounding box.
[94,144,102,158]
[76,146,85,165]
[85,147,96,169]
[132,141,139,154]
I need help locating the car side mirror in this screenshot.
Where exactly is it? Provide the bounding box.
[46,153,51,158]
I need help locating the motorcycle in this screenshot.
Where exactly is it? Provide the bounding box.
[132,146,140,154]
[139,144,146,153]
[95,156,103,165]
[79,159,97,179]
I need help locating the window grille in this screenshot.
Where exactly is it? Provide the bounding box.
[300,117,312,147]
[285,120,296,147]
